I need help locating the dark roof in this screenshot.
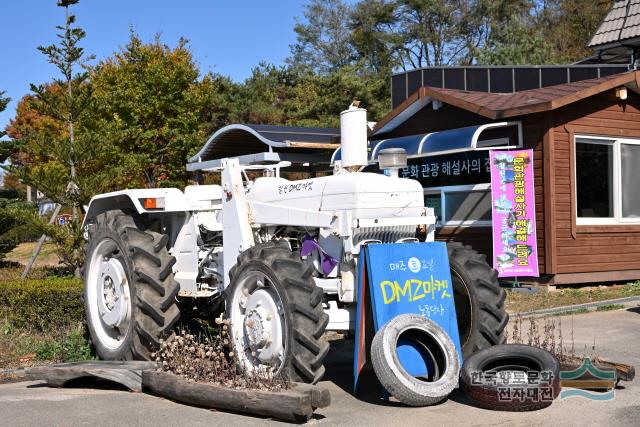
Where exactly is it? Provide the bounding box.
[188,124,340,164]
[589,1,640,48]
[374,71,640,132]
[389,65,631,109]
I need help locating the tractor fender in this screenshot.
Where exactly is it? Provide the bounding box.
[83,188,190,226]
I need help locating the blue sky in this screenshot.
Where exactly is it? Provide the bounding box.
[0,0,324,136]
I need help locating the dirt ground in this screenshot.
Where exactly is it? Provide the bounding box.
[5,242,59,267]
[1,307,639,426]
[506,282,640,313]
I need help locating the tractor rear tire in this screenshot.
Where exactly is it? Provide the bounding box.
[84,210,180,360]
[448,242,508,359]
[226,241,330,384]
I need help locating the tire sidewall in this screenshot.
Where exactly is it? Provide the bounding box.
[84,225,137,360]
[461,344,561,410]
[449,258,480,354]
[372,314,460,406]
[225,258,295,379]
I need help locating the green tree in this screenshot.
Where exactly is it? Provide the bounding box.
[350,0,401,74]
[6,86,102,208]
[0,91,8,140]
[538,0,611,63]
[232,63,296,125]
[475,10,552,65]
[29,0,94,218]
[0,91,15,163]
[86,33,214,189]
[0,195,39,262]
[289,0,357,73]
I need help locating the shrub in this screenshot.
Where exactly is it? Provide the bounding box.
[0,197,40,260]
[0,277,83,331]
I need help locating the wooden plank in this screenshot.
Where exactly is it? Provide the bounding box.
[576,225,640,234]
[552,269,640,284]
[557,261,640,274]
[567,127,577,240]
[141,370,329,423]
[564,124,640,139]
[25,361,157,392]
[557,244,640,255]
[287,141,339,149]
[557,253,640,263]
[557,236,640,246]
[589,109,640,122]
[543,114,556,274]
[576,116,640,131]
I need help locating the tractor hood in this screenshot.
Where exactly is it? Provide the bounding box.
[246,172,424,218]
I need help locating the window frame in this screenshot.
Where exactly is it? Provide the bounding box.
[424,183,492,227]
[574,134,640,225]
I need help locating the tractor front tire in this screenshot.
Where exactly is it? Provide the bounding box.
[448,242,508,358]
[84,210,180,360]
[226,241,330,384]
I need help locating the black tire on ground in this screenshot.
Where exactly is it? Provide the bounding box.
[447,242,508,358]
[370,314,460,407]
[84,210,180,360]
[460,344,561,411]
[226,241,330,384]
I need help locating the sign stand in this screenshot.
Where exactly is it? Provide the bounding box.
[353,242,462,394]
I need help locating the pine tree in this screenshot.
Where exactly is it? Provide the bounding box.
[0,91,8,140]
[29,0,93,218]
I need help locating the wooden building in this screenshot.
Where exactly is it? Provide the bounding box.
[371,70,640,285]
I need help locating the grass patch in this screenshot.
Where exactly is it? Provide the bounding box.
[596,303,625,312]
[0,321,94,369]
[506,280,640,313]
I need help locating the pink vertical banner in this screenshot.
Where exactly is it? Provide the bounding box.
[490,150,539,278]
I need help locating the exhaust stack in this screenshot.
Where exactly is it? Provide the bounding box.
[339,102,368,172]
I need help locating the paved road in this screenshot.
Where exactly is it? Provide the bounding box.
[2,308,639,426]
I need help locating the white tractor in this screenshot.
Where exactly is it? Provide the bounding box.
[82,105,507,384]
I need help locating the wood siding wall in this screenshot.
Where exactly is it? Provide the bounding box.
[550,91,640,279]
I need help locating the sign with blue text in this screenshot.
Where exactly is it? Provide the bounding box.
[353,242,462,390]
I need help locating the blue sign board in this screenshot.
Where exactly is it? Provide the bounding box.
[354,242,462,389]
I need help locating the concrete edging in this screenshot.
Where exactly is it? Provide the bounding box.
[513,295,640,318]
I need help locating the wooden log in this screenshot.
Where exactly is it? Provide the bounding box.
[25,361,157,392]
[142,370,329,423]
[592,359,635,382]
[290,382,331,409]
[560,356,635,383]
[0,369,27,384]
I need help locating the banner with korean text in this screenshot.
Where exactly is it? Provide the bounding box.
[489,150,539,277]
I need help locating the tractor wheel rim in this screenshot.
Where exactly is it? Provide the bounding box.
[86,238,131,350]
[230,271,286,375]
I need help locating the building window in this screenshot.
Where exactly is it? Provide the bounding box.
[621,144,640,218]
[575,139,614,219]
[575,136,640,225]
[425,184,492,226]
